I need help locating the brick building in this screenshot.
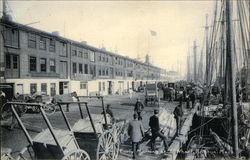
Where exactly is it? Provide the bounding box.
[0,19,163,97]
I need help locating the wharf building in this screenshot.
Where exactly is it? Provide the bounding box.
[0,19,165,97]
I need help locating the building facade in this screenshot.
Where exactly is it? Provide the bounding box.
[1,19,162,97]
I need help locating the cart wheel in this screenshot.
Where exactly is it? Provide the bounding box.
[1,103,12,120]
[17,105,27,114]
[42,103,56,115]
[96,131,117,160]
[112,125,122,159]
[31,106,40,113]
[62,149,90,160]
[1,154,14,160]
[16,146,35,160]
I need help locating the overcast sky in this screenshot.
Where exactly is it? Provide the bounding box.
[3,0,215,76]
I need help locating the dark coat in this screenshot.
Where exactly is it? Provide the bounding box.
[134,101,144,112]
[173,105,183,119]
[149,115,160,132]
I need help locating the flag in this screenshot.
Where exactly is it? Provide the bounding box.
[150,30,157,36]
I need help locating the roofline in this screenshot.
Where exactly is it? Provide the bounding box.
[0,18,161,70]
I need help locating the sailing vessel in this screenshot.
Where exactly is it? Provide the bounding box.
[185,0,250,159]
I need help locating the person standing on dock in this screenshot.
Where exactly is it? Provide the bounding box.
[173,104,183,136]
[134,99,144,118]
[128,113,145,159]
[102,104,114,123]
[190,90,196,108]
[149,109,168,152]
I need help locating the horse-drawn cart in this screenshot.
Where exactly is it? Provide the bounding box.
[57,95,126,160]
[6,102,90,160]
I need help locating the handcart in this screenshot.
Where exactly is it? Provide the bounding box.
[57,95,126,160]
[6,102,90,160]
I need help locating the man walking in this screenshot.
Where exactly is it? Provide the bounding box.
[128,113,144,159]
[190,91,196,108]
[134,99,144,118]
[149,109,168,152]
[173,104,183,136]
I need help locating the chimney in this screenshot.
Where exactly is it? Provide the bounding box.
[80,41,87,44]
[52,31,59,36]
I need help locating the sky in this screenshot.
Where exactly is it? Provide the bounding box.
[3,0,215,76]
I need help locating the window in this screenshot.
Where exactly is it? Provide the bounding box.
[90,64,96,75]
[40,58,47,72]
[98,82,102,92]
[79,63,83,74]
[50,83,56,96]
[4,28,19,48]
[84,52,88,59]
[5,54,19,78]
[106,57,108,63]
[6,55,11,69]
[84,64,88,74]
[39,37,46,50]
[78,51,83,57]
[30,83,37,95]
[106,68,109,75]
[13,55,18,69]
[41,83,47,94]
[99,56,101,61]
[102,69,105,75]
[59,42,67,57]
[103,82,105,91]
[90,52,95,62]
[102,57,105,62]
[73,62,77,73]
[29,56,37,72]
[49,59,56,72]
[72,50,77,56]
[80,82,87,89]
[28,33,36,48]
[99,69,101,76]
[49,39,55,52]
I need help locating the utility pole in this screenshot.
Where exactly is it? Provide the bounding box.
[193,41,197,83]
[225,0,239,158]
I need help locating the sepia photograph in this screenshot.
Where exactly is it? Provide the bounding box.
[0,0,249,160]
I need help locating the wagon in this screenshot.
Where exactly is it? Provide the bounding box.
[144,82,159,106]
[57,95,126,160]
[6,102,90,160]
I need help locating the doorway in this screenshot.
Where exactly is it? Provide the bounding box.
[59,81,69,95]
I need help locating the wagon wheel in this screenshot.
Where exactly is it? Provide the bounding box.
[1,103,12,120]
[17,105,28,114]
[16,145,35,160]
[31,106,40,113]
[1,154,14,160]
[42,103,56,115]
[111,124,122,159]
[62,149,90,160]
[96,131,117,160]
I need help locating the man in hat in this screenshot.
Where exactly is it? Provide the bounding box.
[128,113,145,159]
[149,109,168,152]
[102,104,114,122]
[134,99,144,118]
[173,103,183,136]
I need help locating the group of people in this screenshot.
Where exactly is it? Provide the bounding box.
[128,108,169,159]
[162,84,175,102]
[128,96,187,159]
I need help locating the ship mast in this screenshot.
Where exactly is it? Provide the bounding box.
[225,0,239,158]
